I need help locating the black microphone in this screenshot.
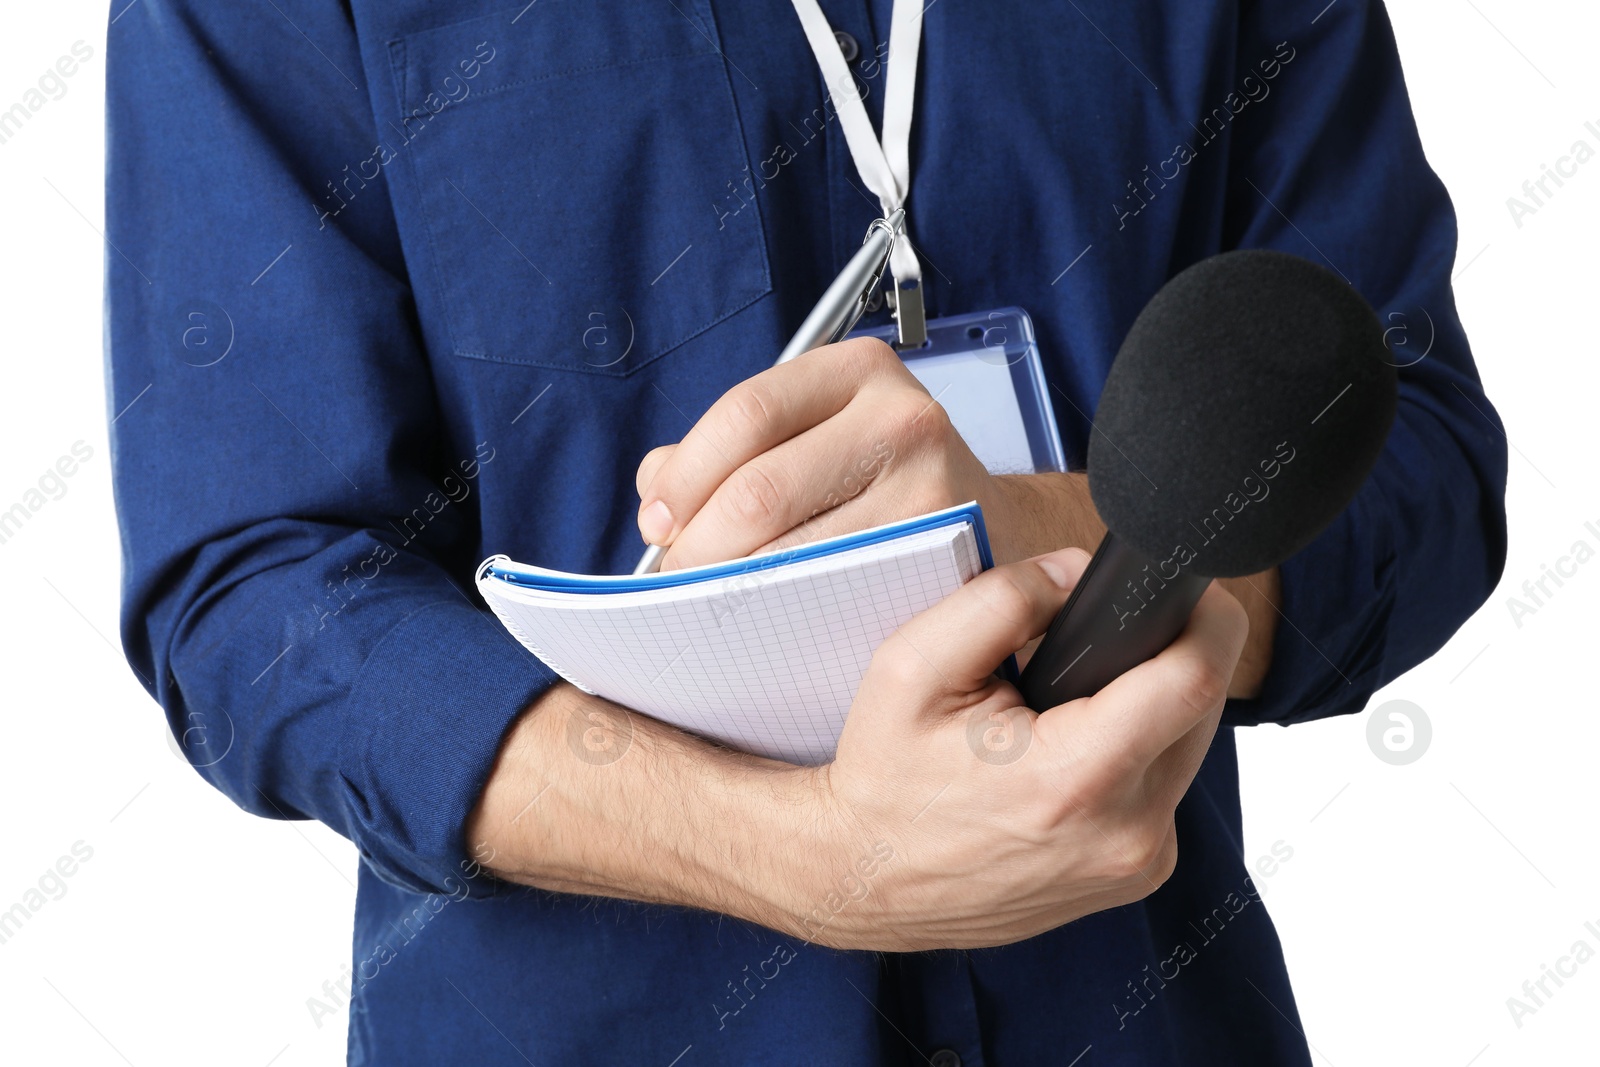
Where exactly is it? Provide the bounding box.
[1018,249,1398,711]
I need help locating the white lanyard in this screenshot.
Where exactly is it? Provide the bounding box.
[788,0,926,346]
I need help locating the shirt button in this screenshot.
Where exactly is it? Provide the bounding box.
[929,1051,961,1067]
[834,30,860,62]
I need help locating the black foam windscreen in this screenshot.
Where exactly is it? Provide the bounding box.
[1088,249,1397,578]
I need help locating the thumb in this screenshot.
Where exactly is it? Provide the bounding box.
[866,547,1093,705]
[635,443,678,502]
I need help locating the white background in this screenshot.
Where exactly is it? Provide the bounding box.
[0,1,1594,1064]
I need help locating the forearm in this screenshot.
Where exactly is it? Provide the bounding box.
[473,549,1253,954]
[468,683,830,927]
[994,472,1278,698]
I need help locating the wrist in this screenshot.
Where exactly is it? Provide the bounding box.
[741,762,859,940]
[988,471,1106,565]
[771,768,910,949]
[1217,567,1280,698]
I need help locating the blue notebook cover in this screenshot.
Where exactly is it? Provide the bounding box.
[481,501,994,592]
[476,503,1002,763]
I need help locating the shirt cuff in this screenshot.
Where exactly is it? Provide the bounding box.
[1222,486,1398,729]
[339,598,556,897]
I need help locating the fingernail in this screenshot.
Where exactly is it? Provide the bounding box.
[1037,556,1073,589]
[639,499,674,545]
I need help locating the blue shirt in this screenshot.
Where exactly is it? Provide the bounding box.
[107,1,1507,1063]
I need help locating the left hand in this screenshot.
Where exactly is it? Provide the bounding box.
[635,337,1008,571]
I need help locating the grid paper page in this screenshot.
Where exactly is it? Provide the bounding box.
[480,525,982,764]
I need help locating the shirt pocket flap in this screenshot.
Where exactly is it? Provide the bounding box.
[387,3,771,376]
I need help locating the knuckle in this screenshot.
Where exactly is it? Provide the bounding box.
[1152,832,1180,886]
[885,390,945,445]
[722,462,787,528]
[914,394,954,437]
[971,569,1036,627]
[913,481,961,519]
[843,335,899,372]
[1050,773,1094,818]
[1111,824,1176,888]
[870,634,931,694]
[1218,586,1250,633]
[726,381,782,439]
[1035,777,1092,836]
[1173,655,1230,718]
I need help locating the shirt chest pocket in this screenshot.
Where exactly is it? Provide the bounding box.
[387,3,771,376]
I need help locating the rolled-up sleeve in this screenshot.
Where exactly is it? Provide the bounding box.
[1220,0,1509,726]
[106,0,554,894]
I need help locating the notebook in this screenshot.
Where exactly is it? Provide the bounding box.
[476,503,993,764]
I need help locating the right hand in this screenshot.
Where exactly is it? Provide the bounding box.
[791,546,1249,951]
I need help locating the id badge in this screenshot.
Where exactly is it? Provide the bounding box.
[848,307,1066,476]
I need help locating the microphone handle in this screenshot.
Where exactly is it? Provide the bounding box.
[1018,532,1211,711]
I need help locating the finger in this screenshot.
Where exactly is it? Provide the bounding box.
[661,398,907,569]
[635,444,677,500]
[868,548,1094,704]
[1061,581,1248,774]
[636,337,907,547]
[745,465,951,560]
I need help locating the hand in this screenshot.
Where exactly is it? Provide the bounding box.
[635,337,1011,570]
[467,547,1248,953]
[791,546,1249,951]
[633,334,1279,695]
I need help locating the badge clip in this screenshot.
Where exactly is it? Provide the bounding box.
[891,280,926,349]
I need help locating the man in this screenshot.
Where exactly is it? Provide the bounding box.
[108,1,1506,1063]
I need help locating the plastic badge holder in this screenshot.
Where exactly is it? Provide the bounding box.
[850,306,1066,476]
